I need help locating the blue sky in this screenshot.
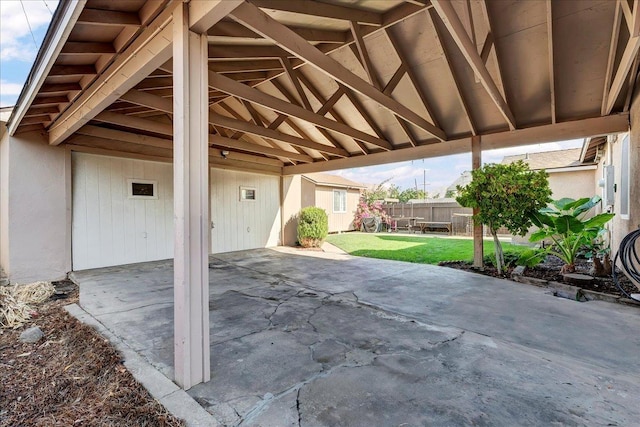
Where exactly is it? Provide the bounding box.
[0,0,583,194]
[0,0,59,108]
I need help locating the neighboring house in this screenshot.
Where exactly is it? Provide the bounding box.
[282,173,364,243]
[501,148,597,201]
[580,134,638,251]
[445,171,472,197]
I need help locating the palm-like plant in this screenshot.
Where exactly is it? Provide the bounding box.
[528,196,614,274]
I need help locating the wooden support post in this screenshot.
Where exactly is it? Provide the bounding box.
[173,4,210,390]
[472,136,483,268]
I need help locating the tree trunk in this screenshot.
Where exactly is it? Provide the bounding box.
[603,254,612,276]
[492,228,504,274]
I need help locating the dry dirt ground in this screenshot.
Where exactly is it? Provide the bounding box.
[0,280,184,427]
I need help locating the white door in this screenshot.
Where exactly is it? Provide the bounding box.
[72,153,174,270]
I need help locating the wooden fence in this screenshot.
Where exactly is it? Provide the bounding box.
[381,201,509,236]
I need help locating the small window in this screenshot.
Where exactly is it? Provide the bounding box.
[620,135,629,218]
[240,186,256,201]
[127,179,158,199]
[333,190,347,213]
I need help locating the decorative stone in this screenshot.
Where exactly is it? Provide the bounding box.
[511,266,526,278]
[562,273,594,287]
[19,326,44,343]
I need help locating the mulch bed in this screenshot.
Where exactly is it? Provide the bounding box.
[440,256,639,298]
[0,280,184,427]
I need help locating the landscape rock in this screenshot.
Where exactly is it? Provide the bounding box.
[19,326,44,343]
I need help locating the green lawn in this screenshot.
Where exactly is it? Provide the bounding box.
[326,232,527,265]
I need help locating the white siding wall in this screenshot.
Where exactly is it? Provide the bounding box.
[211,169,280,253]
[72,153,174,270]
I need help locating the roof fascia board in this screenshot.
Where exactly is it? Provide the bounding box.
[7,0,87,136]
[544,165,598,173]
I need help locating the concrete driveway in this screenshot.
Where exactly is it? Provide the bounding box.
[72,247,640,426]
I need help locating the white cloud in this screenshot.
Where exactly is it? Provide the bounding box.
[0,79,23,107]
[0,0,58,61]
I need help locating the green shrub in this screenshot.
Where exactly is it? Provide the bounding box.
[297,207,328,248]
[516,248,546,268]
[483,250,521,269]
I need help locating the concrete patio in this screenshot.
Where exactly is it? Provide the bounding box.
[71,248,640,426]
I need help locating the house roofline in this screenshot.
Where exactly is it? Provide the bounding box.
[301,174,366,189]
[7,0,87,136]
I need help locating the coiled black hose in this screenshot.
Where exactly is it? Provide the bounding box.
[613,228,640,301]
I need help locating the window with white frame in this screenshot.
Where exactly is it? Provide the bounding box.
[240,186,256,201]
[620,135,629,218]
[333,190,347,213]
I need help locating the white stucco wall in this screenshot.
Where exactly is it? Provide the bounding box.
[0,131,71,282]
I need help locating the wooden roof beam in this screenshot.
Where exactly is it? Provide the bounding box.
[432,0,516,130]
[92,111,173,136]
[60,42,116,55]
[39,83,82,95]
[213,2,429,107]
[76,125,173,149]
[385,27,441,128]
[208,21,348,43]
[350,21,381,89]
[428,8,477,136]
[279,58,313,110]
[209,70,392,150]
[270,78,351,155]
[209,60,283,73]
[283,114,630,175]
[547,0,556,124]
[604,33,640,114]
[77,8,141,26]
[209,135,313,162]
[208,45,294,59]
[603,2,622,115]
[230,1,446,141]
[210,113,349,157]
[250,0,382,26]
[120,89,173,114]
[48,3,180,145]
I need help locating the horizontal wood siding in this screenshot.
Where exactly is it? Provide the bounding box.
[72,153,173,270]
[210,169,280,253]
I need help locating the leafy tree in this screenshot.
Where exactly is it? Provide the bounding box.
[456,161,552,274]
[388,184,402,200]
[444,189,457,198]
[399,188,426,203]
[362,178,391,204]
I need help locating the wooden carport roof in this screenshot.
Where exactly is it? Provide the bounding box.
[7,0,635,175]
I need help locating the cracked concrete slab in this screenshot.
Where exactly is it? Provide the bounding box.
[72,248,640,426]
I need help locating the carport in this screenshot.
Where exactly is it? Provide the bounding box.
[3,0,638,390]
[71,248,640,425]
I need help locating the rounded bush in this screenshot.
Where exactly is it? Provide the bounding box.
[297,207,328,248]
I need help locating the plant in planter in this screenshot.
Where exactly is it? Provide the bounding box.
[297,207,329,248]
[527,196,614,274]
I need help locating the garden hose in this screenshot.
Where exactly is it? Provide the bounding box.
[613,227,640,301]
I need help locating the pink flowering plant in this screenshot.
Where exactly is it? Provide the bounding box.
[353,197,390,229]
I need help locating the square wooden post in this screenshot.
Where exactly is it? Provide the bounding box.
[173,3,210,390]
[472,136,484,268]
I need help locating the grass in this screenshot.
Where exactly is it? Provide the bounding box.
[326,232,528,265]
